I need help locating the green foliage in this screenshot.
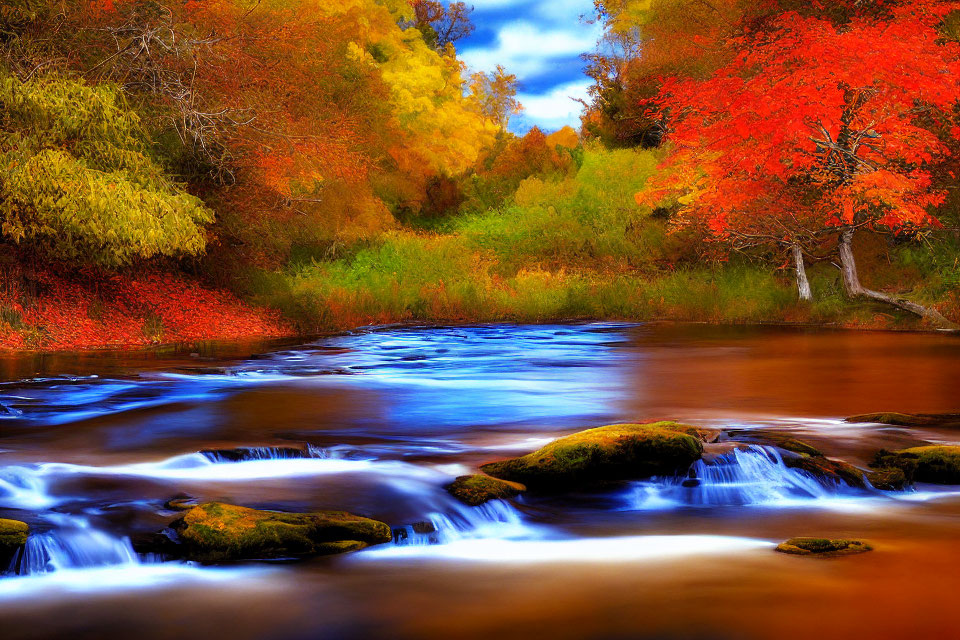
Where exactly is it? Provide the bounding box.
[895,237,960,299]
[0,71,214,267]
[457,146,672,271]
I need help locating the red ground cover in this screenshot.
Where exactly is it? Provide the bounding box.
[0,269,293,351]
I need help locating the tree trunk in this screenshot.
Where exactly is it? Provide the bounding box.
[792,244,813,302]
[837,228,959,330]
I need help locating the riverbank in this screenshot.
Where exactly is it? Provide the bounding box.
[0,259,956,354]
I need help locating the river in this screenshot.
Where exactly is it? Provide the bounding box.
[1,323,958,639]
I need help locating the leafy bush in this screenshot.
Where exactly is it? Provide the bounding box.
[0,72,213,267]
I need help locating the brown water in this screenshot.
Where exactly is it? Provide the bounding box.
[1,324,959,640]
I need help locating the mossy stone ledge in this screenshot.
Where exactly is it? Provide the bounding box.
[776,537,872,557]
[870,446,960,485]
[171,502,392,563]
[446,475,526,506]
[846,413,960,428]
[479,422,705,490]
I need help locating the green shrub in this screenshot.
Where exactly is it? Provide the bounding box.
[0,71,213,267]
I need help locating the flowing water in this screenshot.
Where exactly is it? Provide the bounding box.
[0,323,959,640]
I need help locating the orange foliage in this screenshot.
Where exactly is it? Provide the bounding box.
[642,2,960,245]
[490,128,575,179]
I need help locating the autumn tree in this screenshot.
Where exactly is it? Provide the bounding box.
[642,3,960,327]
[469,65,522,129]
[409,1,475,51]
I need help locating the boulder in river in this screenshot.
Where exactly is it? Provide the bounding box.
[170,502,392,562]
[870,446,960,485]
[446,475,526,506]
[0,518,28,568]
[776,537,872,557]
[846,412,960,428]
[479,422,704,490]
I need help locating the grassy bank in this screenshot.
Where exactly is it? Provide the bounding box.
[241,146,960,333]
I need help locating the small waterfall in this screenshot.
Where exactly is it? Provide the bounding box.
[200,446,311,463]
[393,500,529,546]
[199,445,358,464]
[625,446,858,510]
[7,519,140,576]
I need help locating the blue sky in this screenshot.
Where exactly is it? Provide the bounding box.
[457,0,602,133]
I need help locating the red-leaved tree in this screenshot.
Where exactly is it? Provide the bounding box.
[641,2,960,327]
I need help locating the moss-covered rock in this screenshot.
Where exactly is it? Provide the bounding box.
[0,518,29,568]
[171,502,391,563]
[479,422,704,490]
[776,537,872,557]
[871,446,960,485]
[866,467,908,491]
[0,518,28,548]
[846,413,960,428]
[446,475,526,506]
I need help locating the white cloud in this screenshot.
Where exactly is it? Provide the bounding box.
[460,21,600,77]
[515,79,591,131]
[531,0,597,24]
[459,1,600,131]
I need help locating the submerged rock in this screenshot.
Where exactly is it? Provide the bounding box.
[446,475,526,506]
[871,446,960,485]
[776,537,872,557]
[479,422,704,490]
[170,502,391,562]
[164,493,201,511]
[846,412,960,428]
[0,518,29,568]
